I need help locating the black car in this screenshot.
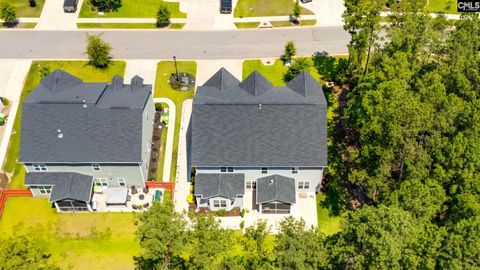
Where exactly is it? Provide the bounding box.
[220,0,232,14]
[63,0,78,13]
[300,0,312,3]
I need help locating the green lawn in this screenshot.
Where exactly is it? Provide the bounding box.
[0,197,140,269]
[0,22,36,28]
[271,20,319,28]
[0,0,45,17]
[234,0,313,17]
[235,22,260,28]
[425,0,459,14]
[316,194,342,236]
[242,59,320,86]
[80,0,186,18]
[3,61,126,188]
[154,61,197,182]
[77,23,185,29]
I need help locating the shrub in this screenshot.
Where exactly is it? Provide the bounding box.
[1,3,17,27]
[240,208,246,218]
[156,5,171,28]
[90,0,122,12]
[154,102,165,111]
[187,194,194,204]
[282,41,296,63]
[86,34,112,68]
[240,220,245,230]
[29,0,36,7]
[39,64,51,79]
[1,97,9,106]
[215,209,227,216]
[283,57,313,83]
[293,0,301,18]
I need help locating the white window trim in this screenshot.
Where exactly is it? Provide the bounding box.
[92,164,101,172]
[292,167,298,174]
[117,178,126,187]
[227,167,234,172]
[246,180,257,189]
[261,167,268,174]
[32,164,48,172]
[298,181,311,189]
[94,178,108,187]
[220,167,227,172]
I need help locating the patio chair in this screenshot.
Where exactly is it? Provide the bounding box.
[143,186,149,194]
[131,186,137,195]
[143,202,150,208]
[132,204,138,210]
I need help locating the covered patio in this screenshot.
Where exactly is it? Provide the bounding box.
[256,174,296,214]
[92,186,162,212]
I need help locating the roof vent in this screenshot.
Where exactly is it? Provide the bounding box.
[82,100,87,108]
[269,179,274,185]
[258,104,262,110]
[57,129,61,133]
[58,133,63,139]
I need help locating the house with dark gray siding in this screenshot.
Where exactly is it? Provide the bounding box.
[192,68,327,215]
[19,70,155,212]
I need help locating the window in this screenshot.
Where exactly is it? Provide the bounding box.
[32,164,47,172]
[117,178,126,187]
[227,167,234,172]
[220,200,227,208]
[213,200,220,208]
[298,181,310,189]
[34,185,52,194]
[291,167,298,174]
[92,164,101,172]
[213,199,227,208]
[246,181,256,189]
[94,178,108,187]
[261,167,268,174]
[220,167,227,172]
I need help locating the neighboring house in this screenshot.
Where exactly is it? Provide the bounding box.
[192,68,327,214]
[20,70,155,212]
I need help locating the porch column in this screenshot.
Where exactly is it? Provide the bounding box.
[54,202,61,212]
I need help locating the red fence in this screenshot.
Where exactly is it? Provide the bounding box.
[0,189,32,218]
[146,181,175,203]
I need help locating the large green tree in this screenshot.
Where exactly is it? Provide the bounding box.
[86,34,112,68]
[135,202,187,269]
[90,0,122,12]
[274,217,328,269]
[0,236,58,270]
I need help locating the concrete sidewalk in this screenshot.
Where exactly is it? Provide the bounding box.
[77,18,187,23]
[0,60,32,171]
[234,14,317,23]
[174,99,192,212]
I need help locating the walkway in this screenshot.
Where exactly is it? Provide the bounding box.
[35,0,83,30]
[173,99,192,212]
[0,60,32,171]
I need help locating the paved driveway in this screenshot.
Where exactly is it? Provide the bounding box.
[36,0,82,30]
[301,0,345,26]
[184,0,235,30]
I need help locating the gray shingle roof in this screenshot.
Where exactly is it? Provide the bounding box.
[194,173,245,199]
[25,172,93,202]
[203,67,240,90]
[256,174,296,204]
[191,69,327,167]
[19,70,152,163]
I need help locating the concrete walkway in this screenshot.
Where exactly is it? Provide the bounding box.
[35,0,83,30]
[0,60,32,171]
[174,99,192,212]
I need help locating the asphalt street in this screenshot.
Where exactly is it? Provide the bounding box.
[0,27,350,59]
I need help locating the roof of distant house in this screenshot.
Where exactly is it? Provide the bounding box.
[191,68,327,167]
[20,70,152,163]
[25,172,93,202]
[194,173,245,199]
[256,174,296,204]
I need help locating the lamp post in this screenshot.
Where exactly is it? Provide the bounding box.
[173,56,179,81]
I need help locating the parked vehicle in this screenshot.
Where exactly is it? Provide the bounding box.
[300,0,312,3]
[63,0,78,13]
[220,0,232,13]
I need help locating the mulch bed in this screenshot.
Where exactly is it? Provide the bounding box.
[148,110,165,179]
